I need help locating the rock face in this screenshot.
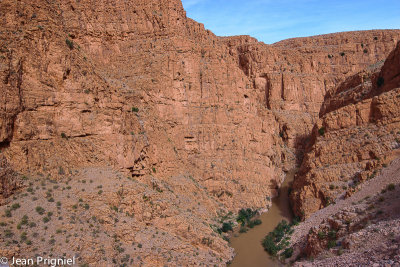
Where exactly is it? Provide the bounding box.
[0,156,22,201]
[1,0,400,265]
[1,0,399,209]
[291,158,400,267]
[291,41,400,219]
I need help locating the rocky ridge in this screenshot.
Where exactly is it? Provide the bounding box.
[290,157,400,267]
[291,41,400,219]
[1,0,400,265]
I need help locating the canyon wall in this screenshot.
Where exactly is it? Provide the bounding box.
[291,41,400,219]
[1,0,400,264]
[1,0,399,210]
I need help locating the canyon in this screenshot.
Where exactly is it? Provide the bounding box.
[1,0,400,266]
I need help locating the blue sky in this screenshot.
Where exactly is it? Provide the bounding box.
[181,0,400,44]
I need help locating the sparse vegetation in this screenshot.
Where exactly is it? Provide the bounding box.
[66,38,74,49]
[5,209,12,217]
[236,208,257,226]
[387,183,395,191]
[58,166,65,175]
[327,240,336,249]
[281,247,293,259]
[11,203,21,210]
[262,220,295,257]
[35,206,45,215]
[219,222,233,233]
[318,231,326,239]
[318,127,325,136]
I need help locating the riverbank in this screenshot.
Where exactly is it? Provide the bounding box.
[229,169,296,266]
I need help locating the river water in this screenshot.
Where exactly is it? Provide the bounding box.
[229,170,295,267]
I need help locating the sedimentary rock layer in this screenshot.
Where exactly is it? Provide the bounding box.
[291,41,400,219]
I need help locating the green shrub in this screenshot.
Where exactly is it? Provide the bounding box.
[328,230,336,239]
[340,52,345,57]
[58,166,65,175]
[66,38,74,49]
[11,203,21,210]
[35,206,45,215]
[262,234,279,256]
[262,220,293,256]
[21,215,29,225]
[318,127,325,136]
[327,240,336,249]
[220,222,233,233]
[237,208,257,226]
[131,107,139,112]
[387,184,395,191]
[4,229,13,238]
[253,219,262,225]
[20,232,27,241]
[248,220,255,228]
[5,209,12,217]
[281,247,293,259]
[317,231,326,239]
[291,216,301,226]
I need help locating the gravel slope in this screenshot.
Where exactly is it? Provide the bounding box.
[290,156,400,265]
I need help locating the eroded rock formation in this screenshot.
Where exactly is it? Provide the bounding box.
[1,0,400,265]
[291,41,400,219]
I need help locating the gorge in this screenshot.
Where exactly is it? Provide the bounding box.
[1,0,400,266]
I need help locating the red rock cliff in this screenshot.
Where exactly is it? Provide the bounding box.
[291,41,400,219]
[1,0,400,213]
[1,0,400,264]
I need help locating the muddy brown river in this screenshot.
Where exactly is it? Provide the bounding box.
[229,170,295,267]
